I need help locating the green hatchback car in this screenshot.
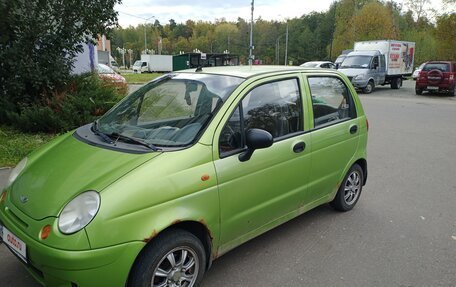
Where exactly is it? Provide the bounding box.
[0,66,368,287]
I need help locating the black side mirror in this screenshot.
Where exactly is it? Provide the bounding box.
[239,128,273,162]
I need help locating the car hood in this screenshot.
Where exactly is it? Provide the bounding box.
[99,73,126,83]
[9,132,160,220]
[338,68,368,77]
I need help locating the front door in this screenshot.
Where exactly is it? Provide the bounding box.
[213,76,311,252]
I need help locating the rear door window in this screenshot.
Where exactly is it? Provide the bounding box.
[423,63,449,72]
[308,76,356,128]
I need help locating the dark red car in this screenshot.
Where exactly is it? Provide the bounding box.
[415,61,456,96]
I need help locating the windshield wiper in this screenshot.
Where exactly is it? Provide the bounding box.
[110,132,162,151]
[92,121,114,144]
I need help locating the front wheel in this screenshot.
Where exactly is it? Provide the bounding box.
[362,81,374,94]
[128,229,206,287]
[331,164,364,212]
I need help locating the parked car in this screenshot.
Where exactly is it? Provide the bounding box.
[415,61,456,96]
[412,62,427,80]
[300,61,336,69]
[0,66,368,287]
[96,63,126,83]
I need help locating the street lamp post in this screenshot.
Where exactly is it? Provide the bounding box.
[144,16,155,53]
[127,49,133,68]
[210,40,217,53]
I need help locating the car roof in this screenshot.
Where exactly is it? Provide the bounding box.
[177,65,329,79]
[425,61,454,64]
[303,61,331,64]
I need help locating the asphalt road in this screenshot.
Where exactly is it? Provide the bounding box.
[1,80,455,287]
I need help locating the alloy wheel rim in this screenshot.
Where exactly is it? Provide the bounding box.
[151,247,199,287]
[344,171,361,205]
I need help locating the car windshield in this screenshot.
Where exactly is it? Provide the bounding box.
[423,63,449,72]
[97,64,114,74]
[133,60,142,66]
[97,73,244,148]
[340,56,372,69]
[335,56,345,64]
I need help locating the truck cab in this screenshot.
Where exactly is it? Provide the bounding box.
[132,61,148,73]
[338,50,386,94]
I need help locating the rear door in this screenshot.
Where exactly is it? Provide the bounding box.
[304,75,360,204]
[213,75,312,250]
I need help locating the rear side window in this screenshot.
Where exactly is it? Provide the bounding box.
[219,78,303,156]
[308,77,356,128]
[423,63,449,72]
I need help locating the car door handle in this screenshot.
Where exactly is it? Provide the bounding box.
[349,125,358,134]
[293,142,306,153]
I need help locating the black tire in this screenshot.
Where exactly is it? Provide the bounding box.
[451,85,456,97]
[128,229,206,287]
[415,88,423,95]
[330,164,364,212]
[362,81,374,94]
[391,77,402,89]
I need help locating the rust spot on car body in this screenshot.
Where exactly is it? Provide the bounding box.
[143,230,158,243]
[198,218,213,239]
[172,219,182,225]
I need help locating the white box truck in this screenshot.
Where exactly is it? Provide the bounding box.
[132,55,173,73]
[338,40,415,93]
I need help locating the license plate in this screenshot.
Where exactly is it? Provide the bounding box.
[427,86,439,90]
[1,225,27,263]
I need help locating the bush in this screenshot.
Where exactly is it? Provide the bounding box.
[2,73,126,133]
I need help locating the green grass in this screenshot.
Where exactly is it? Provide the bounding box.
[0,126,56,167]
[122,73,162,84]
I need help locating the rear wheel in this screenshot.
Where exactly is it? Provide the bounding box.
[331,164,364,212]
[391,77,402,89]
[128,229,206,287]
[451,85,456,97]
[363,81,374,94]
[415,88,423,95]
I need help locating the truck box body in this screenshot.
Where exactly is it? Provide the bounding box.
[354,40,415,76]
[138,55,173,72]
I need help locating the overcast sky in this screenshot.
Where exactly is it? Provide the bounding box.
[116,0,447,27]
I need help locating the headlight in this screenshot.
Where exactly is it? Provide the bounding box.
[7,157,27,188]
[58,191,100,234]
[354,74,364,80]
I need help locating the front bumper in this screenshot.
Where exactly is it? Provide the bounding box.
[349,77,369,89]
[0,198,144,287]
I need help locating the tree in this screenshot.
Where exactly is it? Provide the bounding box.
[435,13,456,60]
[404,0,432,20]
[352,1,398,40]
[0,0,121,124]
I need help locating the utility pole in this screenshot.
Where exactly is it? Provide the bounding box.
[249,0,254,65]
[284,20,288,66]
